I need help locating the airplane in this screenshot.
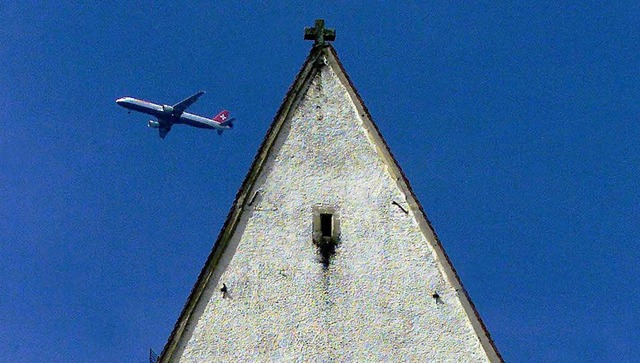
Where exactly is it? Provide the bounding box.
[115,91,235,138]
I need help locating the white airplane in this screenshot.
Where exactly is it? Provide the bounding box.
[116,91,235,138]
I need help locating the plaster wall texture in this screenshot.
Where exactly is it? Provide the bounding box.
[173,65,489,362]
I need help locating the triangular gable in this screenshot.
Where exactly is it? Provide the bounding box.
[159,45,502,362]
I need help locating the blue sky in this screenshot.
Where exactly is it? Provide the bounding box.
[2,1,639,361]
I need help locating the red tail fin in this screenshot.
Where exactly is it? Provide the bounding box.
[212,110,230,124]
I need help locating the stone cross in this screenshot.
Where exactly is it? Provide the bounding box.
[304,19,336,46]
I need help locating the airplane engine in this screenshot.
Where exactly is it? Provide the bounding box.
[148,120,160,128]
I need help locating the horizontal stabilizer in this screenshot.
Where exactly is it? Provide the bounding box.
[220,118,235,128]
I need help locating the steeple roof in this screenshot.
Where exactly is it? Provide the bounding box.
[159,44,502,362]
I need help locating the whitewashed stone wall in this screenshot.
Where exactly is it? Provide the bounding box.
[172,65,490,362]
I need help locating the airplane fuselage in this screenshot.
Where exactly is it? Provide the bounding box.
[115,97,231,131]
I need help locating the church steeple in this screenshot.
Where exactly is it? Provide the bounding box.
[159,23,502,363]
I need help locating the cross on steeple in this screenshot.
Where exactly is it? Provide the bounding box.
[304,19,336,46]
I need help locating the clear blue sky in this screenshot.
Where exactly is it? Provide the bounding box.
[2,2,639,362]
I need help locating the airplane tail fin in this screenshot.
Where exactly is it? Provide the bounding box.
[212,110,230,124]
[212,110,235,135]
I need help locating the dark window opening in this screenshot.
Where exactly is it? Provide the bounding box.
[320,213,333,238]
[313,207,340,269]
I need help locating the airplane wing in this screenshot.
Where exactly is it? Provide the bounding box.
[172,91,205,114]
[159,124,172,139]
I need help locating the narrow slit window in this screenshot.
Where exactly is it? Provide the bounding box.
[313,206,339,245]
[313,207,340,269]
[320,213,333,238]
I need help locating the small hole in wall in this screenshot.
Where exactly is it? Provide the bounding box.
[220,283,228,298]
[432,292,443,304]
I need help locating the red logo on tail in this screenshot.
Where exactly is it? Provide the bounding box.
[213,110,230,123]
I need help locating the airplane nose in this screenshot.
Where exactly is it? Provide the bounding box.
[116,97,128,106]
